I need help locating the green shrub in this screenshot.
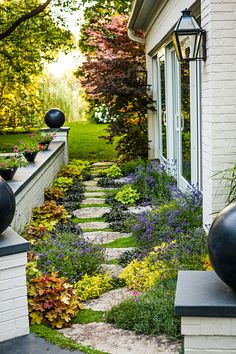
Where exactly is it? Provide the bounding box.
[106,278,180,339]
[28,272,82,328]
[59,160,90,180]
[120,159,147,176]
[115,185,140,206]
[75,273,113,301]
[53,176,73,191]
[31,201,69,231]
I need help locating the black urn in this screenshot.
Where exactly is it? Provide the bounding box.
[0,177,16,234]
[44,108,65,128]
[208,202,236,290]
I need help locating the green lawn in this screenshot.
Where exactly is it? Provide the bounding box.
[0,122,116,162]
[67,122,116,162]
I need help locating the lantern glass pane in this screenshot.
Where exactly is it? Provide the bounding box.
[178,15,200,31]
[178,33,201,60]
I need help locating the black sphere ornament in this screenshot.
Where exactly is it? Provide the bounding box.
[45,108,65,128]
[208,202,236,290]
[0,177,16,234]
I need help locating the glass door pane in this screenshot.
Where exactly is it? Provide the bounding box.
[159,57,167,159]
[180,63,191,183]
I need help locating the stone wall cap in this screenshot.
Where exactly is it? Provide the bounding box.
[40,127,70,133]
[0,227,29,256]
[175,270,236,317]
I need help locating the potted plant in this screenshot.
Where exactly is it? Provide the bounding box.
[16,137,43,162]
[37,132,55,151]
[0,154,28,180]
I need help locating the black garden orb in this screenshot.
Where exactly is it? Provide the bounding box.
[45,108,65,128]
[208,202,236,290]
[0,177,16,234]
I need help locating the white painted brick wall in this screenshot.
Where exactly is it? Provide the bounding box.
[201,0,236,225]
[0,252,29,342]
[12,144,65,231]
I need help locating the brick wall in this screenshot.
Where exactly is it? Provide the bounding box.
[201,0,236,225]
[0,251,29,342]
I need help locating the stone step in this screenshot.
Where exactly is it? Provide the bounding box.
[59,323,179,354]
[128,205,152,214]
[73,207,110,219]
[84,192,106,197]
[80,221,109,231]
[92,162,113,167]
[81,198,106,205]
[85,186,116,191]
[84,287,132,311]
[83,180,98,187]
[101,264,123,278]
[83,231,131,244]
[105,248,134,261]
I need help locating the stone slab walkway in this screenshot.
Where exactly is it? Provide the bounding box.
[81,198,106,204]
[60,323,179,354]
[105,247,134,260]
[80,221,109,230]
[73,207,110,218]
[84,287,132,311]
[83,231,131,244]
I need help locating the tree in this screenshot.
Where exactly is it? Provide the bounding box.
[77,6,153,160]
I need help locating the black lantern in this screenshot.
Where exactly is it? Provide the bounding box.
[172,9,206,63]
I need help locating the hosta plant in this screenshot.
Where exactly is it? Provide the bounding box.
[28,272,82,328]
[105,164,122,178]
[44,187,65,201]
[53,176,73,191]
[75,273,114,301]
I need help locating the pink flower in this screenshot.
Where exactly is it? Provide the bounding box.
[25,149,29,153]
[39,144,44,151]
[13,146,18,153]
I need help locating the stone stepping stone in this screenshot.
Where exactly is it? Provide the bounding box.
[59,323,179,354]
[73,207,110,218]
[83,231,131,244]
[128,205,152,214]
[83,180,98,187]
[80,221,109,230]
[102,264,123,278]
[84,288,132,311]
[105,248,134,260]
[84,192,106,197]
[85,186,114,191]
[92,162,113,167]
[81,198,106,205]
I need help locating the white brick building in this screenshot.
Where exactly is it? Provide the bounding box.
[128,0,236,226]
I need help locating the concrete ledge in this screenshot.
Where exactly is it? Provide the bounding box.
[0,228,29,257]
[175,271,236,317]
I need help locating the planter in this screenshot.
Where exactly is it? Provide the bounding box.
[0,177,16,234]
[208,202,236,290]
[0,167,18,181]
[45,108,65,128]
[24,152,38,162]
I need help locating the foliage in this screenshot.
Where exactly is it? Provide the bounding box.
[118,249,147,267]
[118,258,162,292]
[59,160,90,180]
[31,324,108,354]
[106,278,181,339]
[0,154,28,169]
[77,4,152,160]
[101,236,137,248]
[53,176,73,191]
[16,137,41,154]
[97,177,119,188]
[31,200,69,231]
[103,202,129,232]
[0,1,74,130]
[115,185,140,206]
[23,225,50,245]
[131,188,202,249]
[105,164,122,178]
[203,255,213,271]
[28,272,82,328]
[120,159,148,176]
[75,273,113,301]
[128,162,176,204]
[38,132,55,143]
[34,231,105,283]
[45,187,65,201]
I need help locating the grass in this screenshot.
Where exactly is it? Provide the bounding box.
[106,258,119,265]
[31,324,108,354]
[72,217,104,223]
[74,309,106,324]
[67,122,116,162]
[100,236,137,248]
[0,122,116,163]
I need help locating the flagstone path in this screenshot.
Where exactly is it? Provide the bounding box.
[61,161,180,354]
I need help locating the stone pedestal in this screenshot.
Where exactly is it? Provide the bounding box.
[0,227,29,342]
[175,271,236,353]
[40,127,70,164]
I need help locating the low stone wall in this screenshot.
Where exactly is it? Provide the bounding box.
[9,141,65,232]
